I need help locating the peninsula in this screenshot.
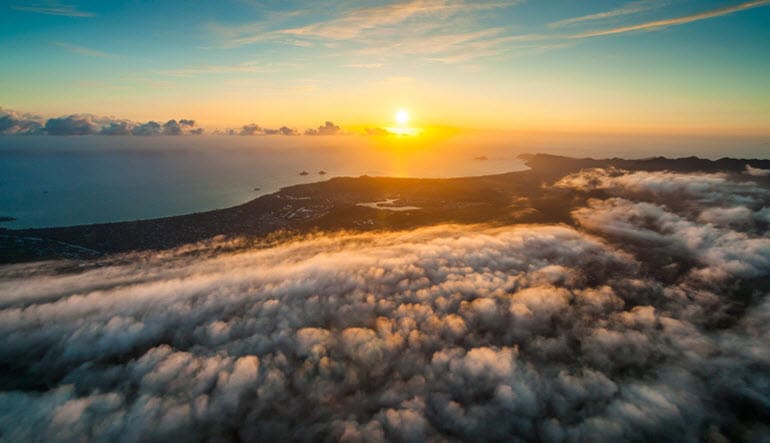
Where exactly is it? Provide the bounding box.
[2,154,769,264]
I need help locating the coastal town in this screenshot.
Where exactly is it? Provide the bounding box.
[2,154,769,263]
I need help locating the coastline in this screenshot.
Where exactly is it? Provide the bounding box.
[2,154,769,264]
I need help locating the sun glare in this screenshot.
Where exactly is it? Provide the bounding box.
[395,109,409,125]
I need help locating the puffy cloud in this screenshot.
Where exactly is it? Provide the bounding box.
[99,121,133,135]
[160,119,202,135]
[1,168,769,441]
[573,198,770,284]
[131,121,162,136]
[238,123,262,135]
[164,119,202,135]
[131,119,202,136]
[44,115,98,135]
[746,164,770,177]
[0,108,45,134]
[558,167,770,239]
[162,119,183,135]
[305,121,342,135]
[698,205,770,229]
[0,107,203,136]
[555,167,767,205]
[263,126,299,136]
[365,127,392,136]
[219,123,300,136]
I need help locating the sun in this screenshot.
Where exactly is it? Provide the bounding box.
[386,108,420,136]
[395,109,409,125]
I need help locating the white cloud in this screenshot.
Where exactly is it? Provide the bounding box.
[569,0,770,39]
[54,42,111,58]
[549,0,664,28]
[11,4,94,17]
[1,168,769,440]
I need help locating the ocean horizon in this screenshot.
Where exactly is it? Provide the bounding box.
[3,133,768,229]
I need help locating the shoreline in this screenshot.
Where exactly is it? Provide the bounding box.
[2,154,769,264]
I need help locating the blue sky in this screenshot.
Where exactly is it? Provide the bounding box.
[1,0,769,133]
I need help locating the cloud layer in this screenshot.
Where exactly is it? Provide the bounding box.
[219,121,350,136]
[305,121,342,136]
[1,108,354,137]
[0,108,204,136]
[211,0,770,65]
[1,168,769,441]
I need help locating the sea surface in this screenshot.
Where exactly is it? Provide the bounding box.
[1,133,767,228]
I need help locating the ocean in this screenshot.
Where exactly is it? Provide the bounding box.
[1,133,767,229]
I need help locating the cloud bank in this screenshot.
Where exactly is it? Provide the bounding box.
[0,108,350,137]
[1,168,769,441]
[305,121,342,136]
[0,108,45,135]
[220,121,347,136]
[0,108,203,136]
[0,108,345,136]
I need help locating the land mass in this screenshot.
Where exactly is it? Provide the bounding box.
[2,154,769,264]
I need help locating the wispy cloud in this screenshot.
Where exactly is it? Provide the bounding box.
[121,76,176,89]
[11,3,94,17]
[217,0,520,53]
[277,0,514,41]
[355,27,507,58]
[54,42,110,57]
[549,0,664,28]
[344,63,384,69]
[569,0,770,38]
[161,63,266,77]
[208,0,770,67]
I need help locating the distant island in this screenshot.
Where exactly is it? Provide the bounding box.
[2,154,769,264]
[0,217,16,223]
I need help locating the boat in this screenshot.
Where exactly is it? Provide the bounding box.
[299,171,309,176]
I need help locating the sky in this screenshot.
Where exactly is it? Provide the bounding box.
[1,0,770,134]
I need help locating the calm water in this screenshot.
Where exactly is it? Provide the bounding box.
[0,135,516,229]
[1,134,767,229]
